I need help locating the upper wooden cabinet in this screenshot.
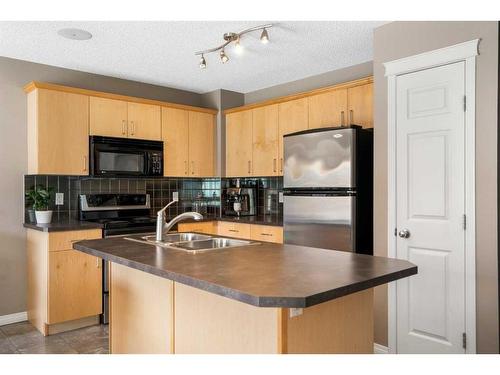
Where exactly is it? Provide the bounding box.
[188,111,215,177]
[226,110,253,177]
[89,97,128,137]
[162,107,189,176]
[90,97,161,141]
[308,89,348,129]
[127,102,162,140]
[252,105,279,176]
[347,83,373,128]
[278,98,309,175]
[224,77,373,177]
[162,108,215,177]
[27,88,90,175]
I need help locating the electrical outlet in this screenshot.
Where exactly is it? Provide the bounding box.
[172,191,179,201]
[55,193,64,206]
[278,191,284,203]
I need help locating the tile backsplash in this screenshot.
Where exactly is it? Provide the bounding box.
[24,175,221,221]
[24,175,283,223]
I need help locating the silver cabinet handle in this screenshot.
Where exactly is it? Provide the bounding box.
[260,233,273,236]
[349,110,354,125]
[184,161,188,175]
[398,229,411,239]
[228,229,239,233]
[121,120,126,135]
[83,156,87,172]
[191,161,194,175]
[280,158,283,173]
[248,160,251,174]
[341,111,345,126]
[273,158,277,173]
[130,121,135,135]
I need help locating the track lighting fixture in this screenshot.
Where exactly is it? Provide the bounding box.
[220,49,229,63]
[199,54,206,69]
[260,28,269,44]
[195,24,274,69]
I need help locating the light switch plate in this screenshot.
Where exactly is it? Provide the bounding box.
[289,308,303,318]
[172,191,179,201]
[55,193,64,205]
[278,191,284,203]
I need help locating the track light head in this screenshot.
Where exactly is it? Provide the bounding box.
[220,49,229,63]
[260,28,269,44]
[199,54,206,69]
[234,38,243,55]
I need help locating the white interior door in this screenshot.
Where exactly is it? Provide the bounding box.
[395,61,466,353]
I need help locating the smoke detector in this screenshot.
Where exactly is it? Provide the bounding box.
[57,28,92,41]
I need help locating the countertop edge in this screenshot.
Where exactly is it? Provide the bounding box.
[73,241,417,308]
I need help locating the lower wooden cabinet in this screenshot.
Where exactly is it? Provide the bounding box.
[48,250,102,324]
[250,225,283,244]
[27,228,102,336]
[177,221,283,243]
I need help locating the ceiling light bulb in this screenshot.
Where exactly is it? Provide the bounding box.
[235,38,243,55]
[260,28,269,44]
[220,49,229,63]
[199,54,206,69]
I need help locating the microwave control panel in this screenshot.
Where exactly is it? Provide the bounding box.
[151,152,163,175]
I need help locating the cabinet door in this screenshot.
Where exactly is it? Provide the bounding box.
[128,102,161,140]
[48,250,102,324]
[226,110,253,177]
[278,98,308,175]
[252,105,279,176]
[308,89,348,129]
[90,96,128,137]
[162,107,189,176]
[188,111,215,177]
[347,83,373,128]
[35,89,90,175]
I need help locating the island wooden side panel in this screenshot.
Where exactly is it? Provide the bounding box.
[283,288,374,353]
[174,282,279,354]
[110,263,174,354]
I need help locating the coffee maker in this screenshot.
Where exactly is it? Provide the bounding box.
[223,187,256,216]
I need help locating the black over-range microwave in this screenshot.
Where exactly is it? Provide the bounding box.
[89,136,163,177]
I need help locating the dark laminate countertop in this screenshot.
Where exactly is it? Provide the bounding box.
[24,218,103,232]
[73,236,417,308]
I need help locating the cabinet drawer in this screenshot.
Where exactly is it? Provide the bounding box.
[250,225,283,244]
[217,221,251,239]
[178,221,216,235]
[48,229,102,252]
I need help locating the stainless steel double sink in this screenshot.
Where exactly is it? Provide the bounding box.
[125,232,259,253]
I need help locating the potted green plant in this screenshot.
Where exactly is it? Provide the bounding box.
[26,185,54,224]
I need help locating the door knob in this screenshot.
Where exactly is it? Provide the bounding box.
[398,229,410,239]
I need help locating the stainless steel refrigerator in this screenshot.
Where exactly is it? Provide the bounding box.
[283,125,373,254]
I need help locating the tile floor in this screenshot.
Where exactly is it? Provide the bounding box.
[0,321,109,354]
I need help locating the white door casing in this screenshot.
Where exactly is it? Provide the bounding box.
[385,39,478,354]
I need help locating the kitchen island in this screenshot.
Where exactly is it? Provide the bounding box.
[74,235,416,354]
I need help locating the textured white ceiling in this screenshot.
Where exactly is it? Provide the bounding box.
[0,21,384,94]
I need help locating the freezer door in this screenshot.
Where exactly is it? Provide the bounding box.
[284,194,355,251]
[283,128,355,189]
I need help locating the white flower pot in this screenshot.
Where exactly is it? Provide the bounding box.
[35,210,53,224]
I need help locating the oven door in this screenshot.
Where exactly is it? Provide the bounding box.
[90,136,161,177]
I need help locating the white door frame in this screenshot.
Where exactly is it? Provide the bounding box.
[384,39,479,354]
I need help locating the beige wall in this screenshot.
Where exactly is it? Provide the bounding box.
[244,61,373,104]
[0,56,204,316]
[373,21,499,353]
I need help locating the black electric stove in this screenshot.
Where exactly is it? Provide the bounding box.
[79,193,157,324]
[79,193,157,237]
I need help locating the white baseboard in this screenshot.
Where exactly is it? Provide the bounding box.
[373,343,389,354]
[0,311,28,326]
